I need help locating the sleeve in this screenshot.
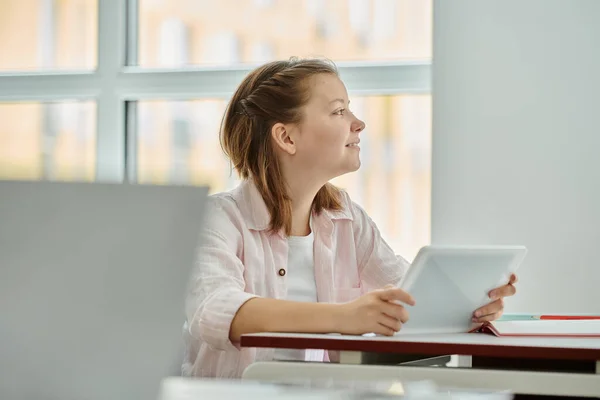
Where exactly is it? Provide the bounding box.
[184,196,259,352]
[328,193,411,363]
[346,193,410,292]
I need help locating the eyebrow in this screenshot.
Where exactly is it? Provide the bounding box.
[329,98,350,105]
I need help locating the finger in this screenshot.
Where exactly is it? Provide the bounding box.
[372,324,396,336]
[473,298,503,319]
[377,288,416,306]
[380,301,409,323]
[377,314,402,333]
[488,274,519,298]
[489,283,517,299]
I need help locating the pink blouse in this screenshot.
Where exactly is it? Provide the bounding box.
[182,179,409,378]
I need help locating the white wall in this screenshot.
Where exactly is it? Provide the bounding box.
[432,0,600,313]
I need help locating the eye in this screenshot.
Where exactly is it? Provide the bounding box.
[333,108,346,116]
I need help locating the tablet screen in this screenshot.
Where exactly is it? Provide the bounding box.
[397,246,527,335]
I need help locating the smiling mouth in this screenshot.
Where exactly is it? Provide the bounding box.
[345,143,360,148]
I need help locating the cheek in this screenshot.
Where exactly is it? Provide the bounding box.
[297,122,346,160]
[314,135,346,160]
[315,126,346,149]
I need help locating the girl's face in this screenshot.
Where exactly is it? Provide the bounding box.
[282,73,366,182]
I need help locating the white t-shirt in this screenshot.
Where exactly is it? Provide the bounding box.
[273,230,324,362]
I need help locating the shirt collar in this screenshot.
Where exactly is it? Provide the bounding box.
[232,179,353,233]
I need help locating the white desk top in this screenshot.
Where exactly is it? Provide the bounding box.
[157,377,511,400]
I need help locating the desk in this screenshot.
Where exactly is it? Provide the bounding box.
[157,376,512,400]
[240,332,600,398]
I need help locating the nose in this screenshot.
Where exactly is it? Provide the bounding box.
[351,116,366,134]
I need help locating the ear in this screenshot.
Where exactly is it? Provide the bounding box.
[271,122,296,155]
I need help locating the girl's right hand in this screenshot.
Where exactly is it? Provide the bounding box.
[334,287,415,336]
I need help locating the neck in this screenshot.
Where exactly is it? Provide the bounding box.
[284,171,326,237]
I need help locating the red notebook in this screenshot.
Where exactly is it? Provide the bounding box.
[473,320,600,338]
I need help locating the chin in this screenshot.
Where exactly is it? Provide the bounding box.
[328,158,361,180]
[339,161,361,176]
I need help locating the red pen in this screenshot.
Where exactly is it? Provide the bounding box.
[539,315,600,320]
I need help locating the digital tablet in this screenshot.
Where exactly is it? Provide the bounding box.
[396,245,528,335]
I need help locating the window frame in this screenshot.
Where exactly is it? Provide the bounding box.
[0,0,431,182]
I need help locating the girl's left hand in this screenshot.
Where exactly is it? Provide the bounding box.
[472,274,518,323]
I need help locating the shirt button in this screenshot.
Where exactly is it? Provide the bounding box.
[278,268,286,277]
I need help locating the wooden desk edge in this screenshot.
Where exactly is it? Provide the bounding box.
[240,335,600,362]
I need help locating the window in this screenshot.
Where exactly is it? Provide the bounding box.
[136,0,431,68]
[132,94,429,258]
[0,0,432,260]
[0,101,96,181]
[134,99,234,190]
[0,0,97,71]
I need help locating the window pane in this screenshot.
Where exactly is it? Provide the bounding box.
[136,99,238,192]
[137,0,432,68]
[135,94,430,260]
[0,0,97,71]
[0,101,97,181]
